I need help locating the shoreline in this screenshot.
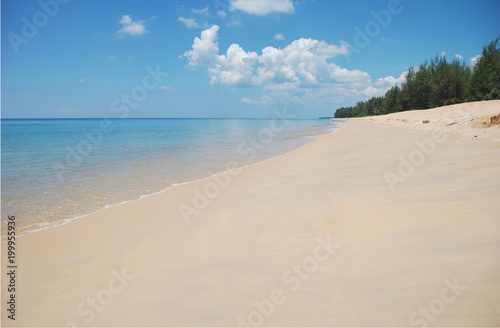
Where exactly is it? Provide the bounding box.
[2,101,499,326]
[3,122,340,240]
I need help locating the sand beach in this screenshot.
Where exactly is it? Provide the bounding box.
[2,100,500,327]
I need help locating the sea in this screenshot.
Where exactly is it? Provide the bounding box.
[1,118,341,237]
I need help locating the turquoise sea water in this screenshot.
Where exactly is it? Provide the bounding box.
[1,118,340,236]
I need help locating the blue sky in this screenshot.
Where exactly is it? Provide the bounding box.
[2,0,499,119]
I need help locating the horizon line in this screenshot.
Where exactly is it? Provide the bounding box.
[0,117,331,120]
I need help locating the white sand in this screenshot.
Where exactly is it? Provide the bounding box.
[2,100,500,327]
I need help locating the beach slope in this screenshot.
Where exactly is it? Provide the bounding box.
[2,100,500,327]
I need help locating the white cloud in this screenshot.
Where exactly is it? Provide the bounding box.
[102,55,115,60]
[192,6,209,16]
[440,51,446,58]
[117,15,148,37]
[79,78,86,83]
[230,0,295,15]
[120,15,132,25]
[184,26,351,86]
[183,25,405,105]
[241,96,273,105]
[274,33,285,41]
[178,17,201,29]
[183,25,221,68]
[455,54,464,61]
[210,43,259,85]
[373,71,407,88]
[242,97,259,104]
[217,10,227,18]
[159,85,174,91]
[470,54,481,67]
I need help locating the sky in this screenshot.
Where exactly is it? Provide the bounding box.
[2,0,499,119]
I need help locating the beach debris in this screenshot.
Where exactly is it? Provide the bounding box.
[422,120,430,124]
[490,114,500,125]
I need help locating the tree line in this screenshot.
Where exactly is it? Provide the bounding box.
[334,37,500,118]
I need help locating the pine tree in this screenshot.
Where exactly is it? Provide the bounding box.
[333,37,499,118]
[471,37,500,100]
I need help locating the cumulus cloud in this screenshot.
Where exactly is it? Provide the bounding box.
[183,25,351,86]
[470,54,481,67]
[274,33,285,41]
[178,17,201,29]
[230,0,294,15]
[373,71,407,88]
[455,54,464,61]
[117,15,148,37]
[183,25,405,105]
[183,25,221,68]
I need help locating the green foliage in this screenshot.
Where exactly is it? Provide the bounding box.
[382,85,400,113]
[334,37,499,118]
[471,37,500,100]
